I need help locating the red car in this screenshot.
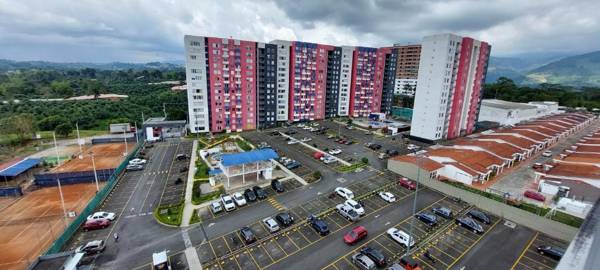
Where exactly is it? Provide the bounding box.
[313,152,325,160]
[524,190,545,202]
[83,219,111,231]
[398,177,416,190]
[344,226,368,245]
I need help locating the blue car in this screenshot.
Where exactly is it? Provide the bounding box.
[308,215,329,236]
[415,212,438,226]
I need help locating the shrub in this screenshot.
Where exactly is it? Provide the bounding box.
[235,139,253,151]
[361,157,369,164]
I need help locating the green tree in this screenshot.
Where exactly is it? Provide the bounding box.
[55,122,74,137]
[0,113,37,144]
[50,81,73,97]
[85,79,105,98]
[38,115,68,131]
[361,157,369,164]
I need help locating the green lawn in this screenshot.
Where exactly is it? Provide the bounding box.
[192,183,224,205]
[190,209,201,225]
[38,129,108,140]
[154,203,184,226]
[195,158,209,179]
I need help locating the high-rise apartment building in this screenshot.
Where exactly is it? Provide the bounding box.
[410,33,491,141]
[271,40,291,122]
[338,46,354,116]
[256,43,278,129]
[184,36,210,133]
[393,44,421,96]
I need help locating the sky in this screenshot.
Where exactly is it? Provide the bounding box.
[0,0,598,63]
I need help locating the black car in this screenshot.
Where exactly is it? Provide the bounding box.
[285,161,301,169]
[360,246,386,267]
[368,144,382,150]
[176,154,188,161]
[385,149,399,157]
[286,130,297,135]
[269,131,280,136]
[271,179,285,193]
[252,186,267,200]
[244,189,257,202]
[456,217,484,234]
[275,212,295,227]
[308,215,329,236]
[240,227,256,244]
[467,210,491,224]
[415,212,438,226]
[537,245,565,260]
[432,207,453,219]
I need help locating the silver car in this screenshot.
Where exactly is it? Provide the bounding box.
[210,201,223,214]
[352,253,376,270]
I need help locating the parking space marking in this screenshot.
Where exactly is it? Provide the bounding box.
[445,218,502,269]
[511,232,538,270]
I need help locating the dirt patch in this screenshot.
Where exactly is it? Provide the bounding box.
[52,143,126,173]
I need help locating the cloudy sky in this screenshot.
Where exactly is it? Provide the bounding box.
[0,0,598,62]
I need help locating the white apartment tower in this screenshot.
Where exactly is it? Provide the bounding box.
[184,35,210,133]
[270,40,291,122]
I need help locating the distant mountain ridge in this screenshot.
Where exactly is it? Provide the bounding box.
[0,59,184,72]
[486,51,600,87]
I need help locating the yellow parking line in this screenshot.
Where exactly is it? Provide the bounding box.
[373,238,396,255]
[510,232,539,270]
[446,218,502,269]
[222,236,233,252]
[272,236,289,255]
[231,253,243,270]
[343,257,360,270]
[522,254,556,269]
[326,214,344,228]
[414,256,436,270]
[207,240,221,269]
[295,226,312,243]
[243,249,262,270]
[284,231,301,250]
[431,245,455,261]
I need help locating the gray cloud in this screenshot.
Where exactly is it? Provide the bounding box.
[0,0,598,62]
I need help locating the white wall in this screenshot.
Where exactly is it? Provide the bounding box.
[271,40,291,122]
[338,46,354,116]
[184,35,210,133]
[410,34,462,140]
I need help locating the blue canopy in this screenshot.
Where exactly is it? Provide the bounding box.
[0,158,41,177]
[220,149,278,167]
[208,168,223,175]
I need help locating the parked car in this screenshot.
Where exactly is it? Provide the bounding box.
[220,194,236,211]
[129,158,147,165]
[240,227,256,244]
[524,190,546,202]
[300,137,312,142]
[345,199,365,216]
[323,156,337,164]
[308,215,329,236]
[335,187,354,200]
[360,246,386,267]
[398,177,416,190]
[285,161,301,169]
[467,209,491,224]
[313,151,325,160]
[287,139,299,145]
[378,191,396,203]
[329,149,342,155]
[415,212,438,226]
[532,163,543,169]
[232,192,247,206]
[537,245,565,260]
[271,179,285,193]
[542,151,552,157]
[344,140,353,145]
[378,153,389,159]
[275,212,295,227]
[368,144,382,150]
[243,189,257,202]
[344,226,368,245]
[263,217,280,233]
[176,154,188,160]
[387,228,415,247]
[252,186,267,200]
[346,125,354,130]
[210,201,223,214]
[456,217,484,234]
[336,203,360,222]
[87,211,116,221]
[351,253,376,270]
[75,240,106,255]
[83,219,111,231]
[126,164,144,171]
[432,207,453,219]
[386,149,399,157]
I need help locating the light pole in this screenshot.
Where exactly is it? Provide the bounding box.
[405,149,421,256]
[53,132,68,227]
[90,151,99,192]
[76,122,83,157]
[123,129,128,157]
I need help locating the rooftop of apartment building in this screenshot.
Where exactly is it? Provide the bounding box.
[481,99,539,110]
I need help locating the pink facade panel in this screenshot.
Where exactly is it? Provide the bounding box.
[206,37,256,133]
[466,42,490,134]
[288,42,331,121]
[447,37,474,139]
[349,47,383,118]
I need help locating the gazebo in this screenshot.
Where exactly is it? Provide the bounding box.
[217,148,278,188]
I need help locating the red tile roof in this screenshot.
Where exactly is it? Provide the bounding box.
[453,139,522,159]
[390,155,444,171]
[478,134,537,149]
[545,163,600,180]
[426,148,503,173]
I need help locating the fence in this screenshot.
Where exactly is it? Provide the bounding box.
[0,186,23,197]
[390,106,413,121]
[33,169,115,187]
[44,142,142,254]
[91,137,136,144]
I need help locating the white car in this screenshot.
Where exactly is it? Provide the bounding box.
[344,199,365,216]
[129,158,147,165]
[287,139,299,145]
[323,156,337,164]
[221,194,236,212]
[328,149,342,155]
[210,201,223,214]
[378,191,396,203]
[262,217,280,233]
[232,192,247,207]
[542,151,552,157]
[300,137,312,142]
[87,211,116,221]
[335,187,354,200]
[387,228,415,247]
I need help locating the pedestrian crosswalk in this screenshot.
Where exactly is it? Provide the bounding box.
[142,170,169,176]
[267,197,286,211]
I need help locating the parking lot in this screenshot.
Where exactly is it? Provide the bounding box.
[159,141,193,206]
[511,233,568,270]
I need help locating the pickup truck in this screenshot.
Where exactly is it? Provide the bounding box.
[336,203,360,222]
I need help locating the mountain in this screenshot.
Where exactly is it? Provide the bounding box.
[526,51,600,86]
[0,59,183,72]
[485,53,569,84]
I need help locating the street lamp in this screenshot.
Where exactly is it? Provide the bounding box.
[405,149,421,256]
[89,151,99,192]
[53,132,68,227]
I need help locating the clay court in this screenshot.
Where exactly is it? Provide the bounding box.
[52,143,127,173]
[0,183,101,270]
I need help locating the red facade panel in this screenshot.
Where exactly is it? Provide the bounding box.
[349,47,385,118]
[447,37,474,139]
[466,42,490,134]
[206,37,256,133]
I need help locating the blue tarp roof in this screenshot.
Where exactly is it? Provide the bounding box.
[0,158,41,177]
[220,149,278,167]
[209,168,222,175]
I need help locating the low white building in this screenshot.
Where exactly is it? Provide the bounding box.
[478,99,554,126]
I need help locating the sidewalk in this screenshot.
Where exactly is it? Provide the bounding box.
[181,140,199,227]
